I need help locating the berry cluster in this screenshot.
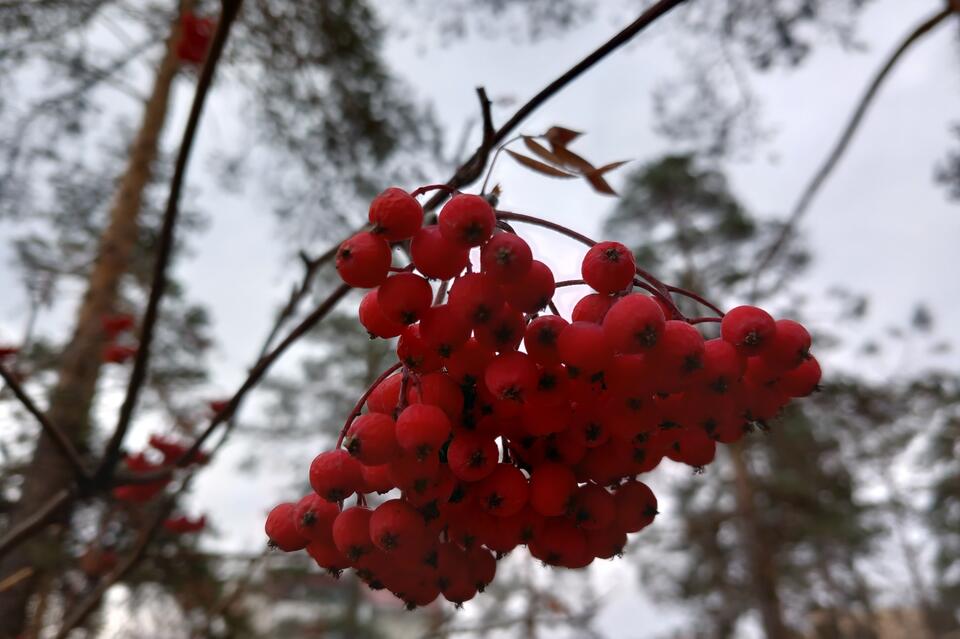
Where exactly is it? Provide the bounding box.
[101,313,137,364]
[112,434,208,503]
[266,186,822,609]
[177,12,215,65]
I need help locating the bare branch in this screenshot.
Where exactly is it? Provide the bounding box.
[0,488,73,559]
[97,0,245,482]
[752,6,954,290]
[0,365,89,482]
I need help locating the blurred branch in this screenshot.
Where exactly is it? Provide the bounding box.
[752,5,955,291]
[0,365,90,483]
[0,488,73,559]
[97,0,245,482]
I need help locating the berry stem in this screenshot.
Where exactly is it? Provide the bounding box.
[666,285,725,317]
[410,184,460,198]
[687,317,722,325]
[555,279,587,288]
[336,361,403,449]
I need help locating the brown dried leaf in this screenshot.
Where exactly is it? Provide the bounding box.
[506,150,576,178]
[544,126,582,149]
[522,136,565,165]
[552,146,595,173]
[594,160,630,175]
[584,169,617,196]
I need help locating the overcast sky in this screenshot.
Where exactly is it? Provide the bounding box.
[2,0,958,636]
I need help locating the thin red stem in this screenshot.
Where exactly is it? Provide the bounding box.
[555,279,587,288]
[687,316,722,325]
[410,184,460,198]
[666,285,725,317]
[336,361,402,448]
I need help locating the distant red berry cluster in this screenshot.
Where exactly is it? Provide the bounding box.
[112,434,207,503]
[267,186,822,609]
[177,12,215,65]
[101,313,137,364]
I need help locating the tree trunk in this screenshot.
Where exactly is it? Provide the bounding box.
[729,443,790,639]
[0,3,191,635]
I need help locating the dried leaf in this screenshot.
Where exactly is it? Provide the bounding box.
[506,150,576,178]
[523,136,565,165]
[594,160,630,175]
[552,146,596,173]
[584,169,617,196]
[544,126,582,149]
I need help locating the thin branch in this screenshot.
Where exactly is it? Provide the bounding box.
[336,361,403,449]
[0,365,89,483]
[752,5,954,289]
[423,0,690,212]
[97,0,245,482]
[0,488,73,559]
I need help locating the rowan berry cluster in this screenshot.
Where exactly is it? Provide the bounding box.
[264,186,822,610]
[101,313,137,364]
[112,434,208,503]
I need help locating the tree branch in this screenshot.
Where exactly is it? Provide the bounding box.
[752,5,954,288]
[0,365,89,483]
[0,488,73,559]
[97,0,245,482]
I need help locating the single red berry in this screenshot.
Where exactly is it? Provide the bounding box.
[500,260,555,313]
[530,519,586,567]
[101,313,135,337]
[336,232,392,288]
[370,498,428,554]
[358,289,405,339]
[473,303,525,353]
[585,527,627,560]
[572,293,617,324]
[602,294,666,353]
[438,193,496,247]
[419,304,471,357]
[360,463,395,493]
[475,463,529,518]
[447,432,498,481]
[480,232,533,281]
[306,537,351,574]
[395,404,451,460]
[447,273,504,326]
[581,241,636,294]
[377,273,433,325]
[443,338,495,385]
[265,502,308,552]
[762,319,812,371]
[651,320,706,391]
[369,187,423,241]
[484,351,538,404]
[332,506,374,561]
[437,542,478,604]
[293,494,341,543]
[721,305,777,356]
[367,373,402,414]
[699,338,746,394]
[529,462,577,517]
[780,355,821,397]
[466,546,497,591]
[397,325,443,373]
[558,321,614,373]
[571,484,616,530]
[309,450,364,502]
[614,480,658,533]
[103,344,137,364]
[411,225,470,279]
[670,427,716,468]
[523,315,569,366]
[387,451,440,494]
[344,413,399,465]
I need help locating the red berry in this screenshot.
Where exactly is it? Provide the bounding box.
[438,194,496,247]
[500,260,555,313]
[762,319,811,371]
[443,338,495,385]
[529,462,577,517]
[397,325,443,373]
[700,338,746,394]
[530,519,586,567]
[558,321,614,373]
[614,480,658,533]
[581,241,636,294]
[367,373,402,414]
[265,502,308,552]
[473,303,525,353]
[419,304,471,357]
[475,463,529,517]
[369,187,423,241]
[411,225,470,279]
[602,294,666,353]
[369,498,427,553]
[523,315,569,366]
[377,273,433,325]
[571,484,616,530]
[651,320,706,391]
[306,537,351,574]
[358,289,405,338]
[585,527,627,560]
[480,232,533,281]
[360,464,395,493]
[721,305,776,356]
[293,494,340,542]
[572,293,617,324]
[466,546,497,591]
[447,432,498,481]
[484,351,538,404]
[395,404,451,460]
[344,413,398,465]
[309,450,364,502]
[405,371,464,421]
[780,355,821,397]
[387,451,440,495]
[448,273,504,326]
[332,506,374,561]
[437,542,478,604]
[336,232,392,288]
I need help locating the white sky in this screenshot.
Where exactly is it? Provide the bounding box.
[1,0,958,637]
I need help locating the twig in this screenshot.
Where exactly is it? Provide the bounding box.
[751,6,954,293]
[0,365,89,483]
[0,488,73,559]
[97,0,245,482]
[336,361,403,448]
